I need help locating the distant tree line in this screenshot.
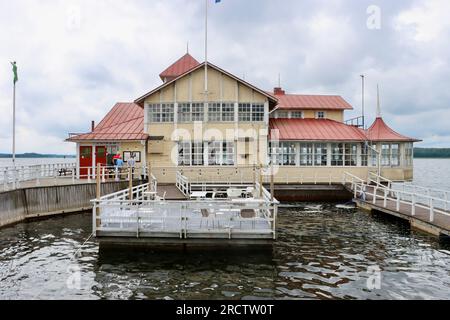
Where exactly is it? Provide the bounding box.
[414,148,450,158]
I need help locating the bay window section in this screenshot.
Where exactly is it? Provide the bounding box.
[331,143,344,166]
[300,143,313,166]
[391,144,400,167]
[344,144,358,166]
[268,142,296,166]
[361,143,369,167]
[314,143,328,166]
[405,143,413,166]
[381,144,390,166]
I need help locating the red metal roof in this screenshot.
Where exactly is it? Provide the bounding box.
[367,117,420,142]
[274,93,353,110]
[269,118,367,141]
[159,53,200,81]
[67,103,147,142]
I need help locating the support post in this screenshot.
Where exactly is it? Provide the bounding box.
[270,164,275,202]
[96,163,101,229]
[430,198,434,222]
[129,168,133,201]
[259,166,263,199]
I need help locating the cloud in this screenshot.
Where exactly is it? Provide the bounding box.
[0,0,449,154]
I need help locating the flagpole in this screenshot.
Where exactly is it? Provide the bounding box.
[204,0,208,98]
[12,78,16,189]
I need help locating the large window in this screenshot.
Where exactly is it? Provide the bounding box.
[178,142,191,166]
[148,104,161,123]
[405,143,413,166]
[148,103,174,123]
[314,143,328,166]
[239,103,265,122]
[345,144,358,166]
[208,103,221,122]
[391,144,400,166]
[239,103,252,122]
[192,103,204,122]
[381,144,391,166]
[208,103,235,122]
[361,143,369,167]
[300,143,313,166]
[222,103,235,122]
[269,142,296,166]
[179,141,235,166]
[252,104,265,122]
[331,143,344,166]
[178,103,191,122]
[161,104,174,122]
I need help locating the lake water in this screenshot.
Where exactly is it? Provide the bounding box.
[0,158,75,168]
[0,158,449,300]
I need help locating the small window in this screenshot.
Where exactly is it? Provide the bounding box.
[291,111,304,119]
[316,111,326,119]
[277,111,289,119]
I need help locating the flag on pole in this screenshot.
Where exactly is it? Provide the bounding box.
[11,62,18,84]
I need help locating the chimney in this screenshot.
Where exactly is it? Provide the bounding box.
[91,121,95,132]
[274,87,285,95]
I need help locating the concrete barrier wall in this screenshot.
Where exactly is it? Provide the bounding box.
[0,181,142,229]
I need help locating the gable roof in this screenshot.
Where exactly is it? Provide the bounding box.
[269,118,368,141]
[135,62,278,106]
[67,103,147,142]
[159,53,200,81]
[274,93,353,110]
[367,117,420,142]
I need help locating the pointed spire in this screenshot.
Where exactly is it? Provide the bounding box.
[187,42,189,54]
[278,73,281,88]
[376,84,382,118]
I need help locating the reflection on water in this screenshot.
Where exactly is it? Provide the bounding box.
[1,206,450,300]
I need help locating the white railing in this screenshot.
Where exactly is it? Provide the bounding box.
[176,171,191,196]
[0,162,76,190]
[92,182,278,240]
[368,171,393,189]
[346,173,450,223]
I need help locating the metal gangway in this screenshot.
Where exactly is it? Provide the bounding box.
[343,172,450,237]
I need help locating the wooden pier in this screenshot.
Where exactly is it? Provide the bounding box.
[344,173,450,237]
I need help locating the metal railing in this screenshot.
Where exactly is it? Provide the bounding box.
[92,181,278,240]
[345,172,450,223]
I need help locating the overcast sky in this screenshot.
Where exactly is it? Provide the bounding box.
[0,0,449,154]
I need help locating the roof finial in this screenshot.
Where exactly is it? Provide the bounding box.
[187,42,189,54]
[376,84,382,118]
[278,73,281,88]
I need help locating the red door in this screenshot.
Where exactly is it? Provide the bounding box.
[95,146,107,167]
[80,146,92,179]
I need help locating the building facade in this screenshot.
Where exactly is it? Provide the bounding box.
[68,53,420,183]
